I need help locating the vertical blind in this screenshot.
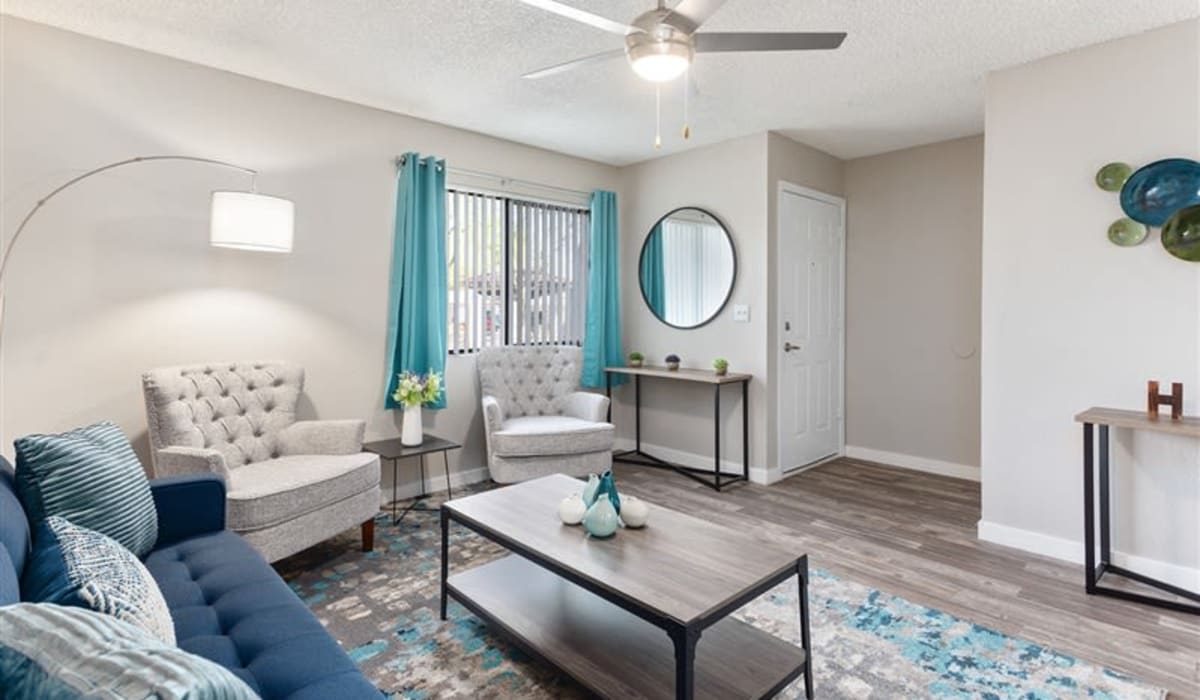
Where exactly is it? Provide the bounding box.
[447,189,589,353]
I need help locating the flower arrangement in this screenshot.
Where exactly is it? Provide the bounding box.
[713,358,729,376]
[628,351,644,368]
[392,370,443,408]
[665,354,681,371]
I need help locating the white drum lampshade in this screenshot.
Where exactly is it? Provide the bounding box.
[210,191,294,252]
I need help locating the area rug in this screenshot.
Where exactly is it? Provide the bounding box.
[278,504,1165,700]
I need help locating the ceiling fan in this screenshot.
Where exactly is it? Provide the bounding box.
[517,0,847,82]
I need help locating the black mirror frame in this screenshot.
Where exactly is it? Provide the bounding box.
[637,206,738,330]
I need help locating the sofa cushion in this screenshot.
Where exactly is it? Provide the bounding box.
[144,530,378,699]
[22,517,175,645]
[0,603,258,700]
[14,421,158,557]
[224,454,380,532]
[0,461,29,595]
[492,416,615,457]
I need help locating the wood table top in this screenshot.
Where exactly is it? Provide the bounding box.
[605,365,752,384]
[444,474,802,625]
[362,434,462,459]
[1075,407,1200,438]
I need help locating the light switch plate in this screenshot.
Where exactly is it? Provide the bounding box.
[733,304,750,322]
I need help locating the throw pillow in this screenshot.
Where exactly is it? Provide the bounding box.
[15,421,158,557]
[0,603,260,700]
[22,516,175,645]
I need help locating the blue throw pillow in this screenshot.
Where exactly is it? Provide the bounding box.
[0,603,259,700]
[15,421,158,557]
[22,516,175,645]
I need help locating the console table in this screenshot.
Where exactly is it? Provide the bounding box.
[1075,407,1200,615]
[605,366,751,491]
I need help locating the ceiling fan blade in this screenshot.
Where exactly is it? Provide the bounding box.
[522,48,626,79]
[513,0,632,35]
[664,0,728,33]
[694,32,847,52]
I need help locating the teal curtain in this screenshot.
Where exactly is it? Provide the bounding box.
[639,223,666,318]
[385,153,447,409]
[581,191,628,388]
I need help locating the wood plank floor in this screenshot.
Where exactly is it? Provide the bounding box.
[612,458,1200,699]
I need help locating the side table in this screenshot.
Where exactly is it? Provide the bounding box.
[364,434,462,525]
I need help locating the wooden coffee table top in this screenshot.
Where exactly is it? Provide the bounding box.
[444,474,802,625]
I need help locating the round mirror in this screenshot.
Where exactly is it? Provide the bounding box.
[638,207,736,329]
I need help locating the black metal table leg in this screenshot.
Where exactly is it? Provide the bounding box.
[1083,422,1096,593]
[742,380,749,481]
[443,450,453,498]
[1098,424,1111,568]
[714,383,722,491]
[390,457,399,525]
[606,373,612,422]
[635,374,642,452]
[439,508,449,620]
[670,626,698,700]
[797,556,813,699]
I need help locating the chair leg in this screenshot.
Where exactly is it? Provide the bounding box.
[361,519,375,552]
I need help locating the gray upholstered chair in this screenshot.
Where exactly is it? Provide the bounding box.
[477,345,614,483]
[141,361,380,562]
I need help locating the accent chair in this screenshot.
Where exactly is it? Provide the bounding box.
[477,345,614,483]
[141,361,380,562]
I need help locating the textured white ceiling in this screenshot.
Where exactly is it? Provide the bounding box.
[2,1,1197,164]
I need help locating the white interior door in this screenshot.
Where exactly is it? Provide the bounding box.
[778,185,845,472]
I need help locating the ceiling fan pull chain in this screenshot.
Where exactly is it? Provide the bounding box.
[655,84,663,150]
[682,66,691,141]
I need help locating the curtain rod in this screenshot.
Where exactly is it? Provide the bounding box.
[393,156,592,199]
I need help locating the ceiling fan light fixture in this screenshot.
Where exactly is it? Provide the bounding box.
[627,35,693,82]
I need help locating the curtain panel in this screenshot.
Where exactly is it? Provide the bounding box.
[581,191,627,388]
[385,153,448,409]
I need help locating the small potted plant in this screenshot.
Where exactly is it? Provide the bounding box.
[628,352,644,368]
[665,354,681,371]
[392,370,443,447]
[713,358,729,376]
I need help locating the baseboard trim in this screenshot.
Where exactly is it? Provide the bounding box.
[845,445,980,482]
[613,438,770,484]
[977,519,1200,592]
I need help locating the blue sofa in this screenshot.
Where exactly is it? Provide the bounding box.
[0,458,380,699]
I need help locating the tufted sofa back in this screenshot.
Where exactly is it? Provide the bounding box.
[477,345,584,419]
[142,362,304,471]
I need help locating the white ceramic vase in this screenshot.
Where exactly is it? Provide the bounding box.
[619,495,650,528]
[558,494,587,525]
[401,406,423,446]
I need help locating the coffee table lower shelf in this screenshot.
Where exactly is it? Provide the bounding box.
[447,555,806,700]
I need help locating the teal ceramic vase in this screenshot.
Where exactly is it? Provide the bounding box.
[595,470,621,515]
[582,497,619,538]
[581,473,601,506]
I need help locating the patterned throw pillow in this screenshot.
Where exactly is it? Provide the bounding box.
[21,516,175,645]
[15,421,158,557]
[0,603,259,700]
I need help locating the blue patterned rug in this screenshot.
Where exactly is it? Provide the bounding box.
[277,503,1164,700]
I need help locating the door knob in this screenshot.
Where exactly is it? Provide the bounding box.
[784,342,801,352]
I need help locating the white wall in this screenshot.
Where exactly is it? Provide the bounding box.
[619,134,769,479]
[980,19,1200,588]
[844,136,983,478]
[0,18,621,498]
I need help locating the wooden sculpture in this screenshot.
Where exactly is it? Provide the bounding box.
[1147,380,1184,420]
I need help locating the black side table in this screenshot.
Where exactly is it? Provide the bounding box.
[363,434,461,525]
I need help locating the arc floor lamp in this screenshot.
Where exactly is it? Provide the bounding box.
[0,154,295,442]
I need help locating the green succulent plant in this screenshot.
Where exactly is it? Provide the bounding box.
[628,351,644,361]
[713,358,729,370]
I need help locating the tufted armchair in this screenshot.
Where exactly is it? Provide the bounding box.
[477,346,614,483]
[141,361,380,562]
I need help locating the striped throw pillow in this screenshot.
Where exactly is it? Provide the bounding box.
[0,603,260,700]
[15,421,158,558]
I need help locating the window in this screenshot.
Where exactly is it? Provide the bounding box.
[447,189,590,353]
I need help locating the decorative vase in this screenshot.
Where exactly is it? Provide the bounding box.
[629,359,643,368]
[714,366,728,376]
[582,497,619,538]
[595,470,621,515]
[666,362,680,371]
[559,494,587,525]
[619,496,650,528]
[401,406,423,446]
[581,473,601,506]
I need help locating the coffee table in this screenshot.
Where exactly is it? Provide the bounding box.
[439,474,812,700]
